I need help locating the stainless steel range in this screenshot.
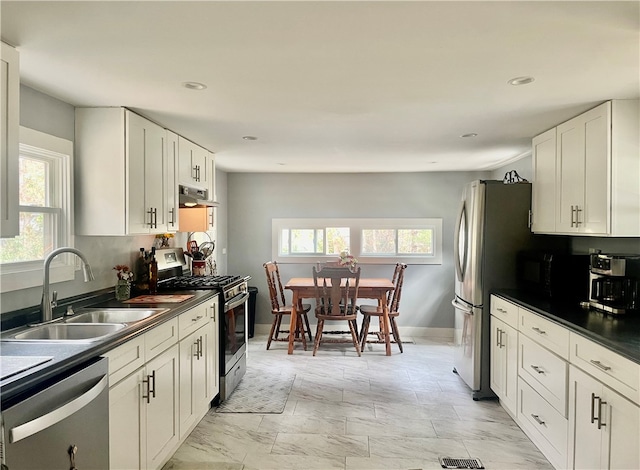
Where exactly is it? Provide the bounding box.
[155,248,250,402]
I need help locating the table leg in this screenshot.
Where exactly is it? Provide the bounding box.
[288,292,298,354]
[381,295,391,356]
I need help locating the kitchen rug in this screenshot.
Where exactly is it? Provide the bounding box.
[215,372,295,414]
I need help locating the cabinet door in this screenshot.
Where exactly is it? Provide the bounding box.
[582,103,610,235]
[126,112,167,234]
[109,369,147,470]
[206,151,216,202]
[569,365,605,469]
[179,326,208,439]
[166,131,179,232]
[145,344,179,470]
[556,115,585,233]
[602,385,640,470]
[490,316,517,415]
[207,297,219,400]
[0,42,19,238]
[531,128,557,233]
[178,136,207,188]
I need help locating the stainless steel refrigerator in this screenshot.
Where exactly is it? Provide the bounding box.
[452,180,535,400]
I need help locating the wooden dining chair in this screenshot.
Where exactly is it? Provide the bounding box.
[263,261,312,350]
[312,265,362,356]
[359,263,407,353]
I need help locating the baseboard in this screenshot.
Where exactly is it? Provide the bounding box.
[252,323,453,340]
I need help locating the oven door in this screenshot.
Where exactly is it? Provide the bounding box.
[222,291,250,371]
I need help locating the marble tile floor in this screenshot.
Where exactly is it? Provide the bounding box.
[163,335,553,470]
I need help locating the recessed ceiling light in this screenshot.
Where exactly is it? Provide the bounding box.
[507,76,535,86]
[242,136,258,141]
[460,133,478,138]
[182,81,207,90]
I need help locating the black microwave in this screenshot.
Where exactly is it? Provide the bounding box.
[516,252,590,300]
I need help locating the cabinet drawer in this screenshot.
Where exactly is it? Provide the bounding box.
[519,308,569,359]
[104,334,145,385]
[518,377,568,470]
[519,334,568,416]
[178,302,209,339]
[490,295,519,329]
[570,332,640,405]
[145,317,179,360]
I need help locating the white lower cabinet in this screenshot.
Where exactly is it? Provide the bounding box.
[179,324,210,439]
[145,344,180,469]
[568,365,640,470]
[108,344,179,470]
[490,315,518,416]
[106,296,219,470]
[518,377,568,470]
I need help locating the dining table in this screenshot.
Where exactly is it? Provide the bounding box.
[284,277,396,356]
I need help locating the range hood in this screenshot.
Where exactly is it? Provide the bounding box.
[179,185,218,208]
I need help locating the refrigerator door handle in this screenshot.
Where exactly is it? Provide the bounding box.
[451,298,473,315]
[454,200,468,283]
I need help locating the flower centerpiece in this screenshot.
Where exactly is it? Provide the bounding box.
[113,264,134,300]
[155,232,174,248]
[338,250,358,269]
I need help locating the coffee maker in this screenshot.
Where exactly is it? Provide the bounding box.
[589,253,640,314]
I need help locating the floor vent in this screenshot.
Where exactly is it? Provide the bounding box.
[439,457,485,469]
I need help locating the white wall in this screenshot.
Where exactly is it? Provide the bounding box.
[226,171,491,334]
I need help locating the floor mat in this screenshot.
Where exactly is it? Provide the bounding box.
[215,372,295,414]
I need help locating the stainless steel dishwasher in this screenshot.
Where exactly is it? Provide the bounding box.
[1,357,109,469]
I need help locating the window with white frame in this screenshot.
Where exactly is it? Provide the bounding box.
[0,127,74,292]
[273,218,443,265]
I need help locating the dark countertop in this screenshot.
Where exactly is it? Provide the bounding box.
[0,289,218,405]
[494,290,640,365]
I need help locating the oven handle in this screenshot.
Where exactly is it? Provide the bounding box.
[9,374,108,443]
[225,291,250,311]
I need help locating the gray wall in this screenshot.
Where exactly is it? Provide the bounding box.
[226,171,490,332]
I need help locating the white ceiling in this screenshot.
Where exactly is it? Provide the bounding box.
[2,1,638,173]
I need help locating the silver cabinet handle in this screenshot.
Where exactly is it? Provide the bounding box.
[531,414,546,426]
[570,205,575,227]
[591,393,606,429]
[191,315,204,322]
[531,326,546,335]
[575,206,582,226]
[597,397,607,429]
[530,365,545,374]
[590,360,611,371]
[147,208,154,227]
[169,208,175,227]
[9,375,108,443]
[496,328,501,347]
[143,370,156,403]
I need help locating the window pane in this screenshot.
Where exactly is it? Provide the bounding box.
[291,229,317,254]
[19,157,48,206]
[362,229,396,254]
[398,229,433,255]
[316,229,324,253]
[326,227,349,255]
[281,229,290,254]
[0,212,56,263]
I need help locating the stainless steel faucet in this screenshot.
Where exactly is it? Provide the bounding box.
[41,247,95,322]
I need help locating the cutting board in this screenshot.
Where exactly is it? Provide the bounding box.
[124,294,194,304]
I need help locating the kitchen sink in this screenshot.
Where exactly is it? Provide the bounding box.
[4,323,126,342]
[65,308,168,325]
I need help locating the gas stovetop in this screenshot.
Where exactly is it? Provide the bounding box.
[160,275,247,291]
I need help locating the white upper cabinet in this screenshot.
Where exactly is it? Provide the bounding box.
[532,100,640,236]
[531,128,557,233]
[166,131,180,232]
[0,42,20,238]
[178,136,208,189]
[75,108,171,235]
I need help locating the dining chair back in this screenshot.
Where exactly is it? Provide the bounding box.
[312,265,362,356]
[359,263,407,353]
[263,261,312,350]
